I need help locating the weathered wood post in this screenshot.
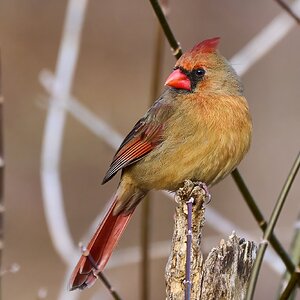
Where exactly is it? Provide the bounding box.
[165,180,257,300]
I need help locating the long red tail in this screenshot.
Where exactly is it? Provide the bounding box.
[69,198,134,290]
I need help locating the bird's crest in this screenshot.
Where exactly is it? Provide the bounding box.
[176,37,221,70]
[190,37,220,54]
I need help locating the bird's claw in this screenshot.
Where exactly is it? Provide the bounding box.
[175,180,211,205]
[195,181,211,205]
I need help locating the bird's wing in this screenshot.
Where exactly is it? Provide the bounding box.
[102,99,172,184]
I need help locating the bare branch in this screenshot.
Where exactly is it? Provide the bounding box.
[40,0,89,267]
[232,169,295,276]
[279,267,300,300]
[246,152,300,299]
[279,213,300,299]
[166,181,257,299]
[230,0,300,76]
[275,0,300,24]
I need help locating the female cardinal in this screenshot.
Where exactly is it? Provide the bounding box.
[69,37,252,290]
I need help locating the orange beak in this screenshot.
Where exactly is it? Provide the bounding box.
[164,69,191,91]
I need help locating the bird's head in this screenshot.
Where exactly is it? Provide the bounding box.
[165,37,243,95]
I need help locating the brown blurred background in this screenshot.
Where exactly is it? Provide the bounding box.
[0,0,300,299]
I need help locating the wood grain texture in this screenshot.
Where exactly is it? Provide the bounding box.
[165,180,257,300]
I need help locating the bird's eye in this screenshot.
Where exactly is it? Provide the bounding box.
[195,68,205,76]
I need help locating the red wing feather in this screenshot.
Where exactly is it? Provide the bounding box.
[102,101,168,184]
[104,137,154,180]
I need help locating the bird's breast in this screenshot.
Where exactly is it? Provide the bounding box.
[126,95,252,191]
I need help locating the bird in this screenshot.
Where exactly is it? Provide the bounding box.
[69,37,252,290]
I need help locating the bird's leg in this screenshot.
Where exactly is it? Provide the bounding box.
[175,180,209,205]
[195,181,211,204]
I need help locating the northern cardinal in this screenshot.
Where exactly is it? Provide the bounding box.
[69,37,252,290]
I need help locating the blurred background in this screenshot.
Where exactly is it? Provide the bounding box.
[0,0,300,299]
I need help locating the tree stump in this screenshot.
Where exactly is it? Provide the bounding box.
[165,180,257,300]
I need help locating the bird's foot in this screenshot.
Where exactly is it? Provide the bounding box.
[195,181,211,204]
[175,180,211,206]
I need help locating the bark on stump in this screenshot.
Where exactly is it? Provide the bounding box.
[165,180,257,300]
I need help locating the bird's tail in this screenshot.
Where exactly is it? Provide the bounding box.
[69,196,134,290]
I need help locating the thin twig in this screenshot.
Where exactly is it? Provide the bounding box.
[246,241,269,300]
[265,152,300,243]
[232,169,296,275]
[98,273,122,300]
[246,152,300,299]
[279,267,300,300]
[149,0,182,59]
[185,198,194,300]
[149,23,165,100]
[275,0,300,24]
[278,213,300,299]
[80,244,123,300]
